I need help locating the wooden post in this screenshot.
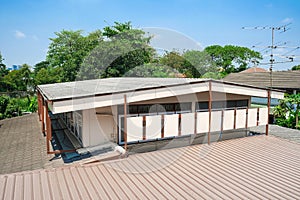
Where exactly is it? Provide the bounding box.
[194,112,197,134]
[178,113,182,136]
[41,100,46,134]
[220,110,224,138]
[142,116,146,140]
[266,90,271,136]
[233,108,237,129]
[45,101,50,153]
[208,81,212,145]
[37,91,41,121]
[257,108,260,126]
[245,108,248,129]
[124,95,128,151]
[161,114,165,138]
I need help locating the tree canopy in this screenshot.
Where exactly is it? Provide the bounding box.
[46,29,102,82]
[274,94,300,129]
[77,22,155,79]
[204,45,262,75]
[291,65,300,70]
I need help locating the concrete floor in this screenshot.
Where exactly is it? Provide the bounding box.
[250,124,300,143]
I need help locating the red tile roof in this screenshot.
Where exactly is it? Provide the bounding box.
[240,67,268,73]
[1,135,300,199]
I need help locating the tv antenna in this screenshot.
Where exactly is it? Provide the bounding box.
[242,23,293,88]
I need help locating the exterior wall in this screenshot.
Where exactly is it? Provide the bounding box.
[80,92,252,147]
[82,108,114,147]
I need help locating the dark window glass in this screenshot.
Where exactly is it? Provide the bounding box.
[138,104,151,114]
[175,103,192,112]
[197,102,209,110]
[163,104,175,112]
[236,100,248,108]
[129,105,138,114]
[212,101,226,109]
[227,100,236,108]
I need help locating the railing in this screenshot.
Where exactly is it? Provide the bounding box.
[119,107,268,144]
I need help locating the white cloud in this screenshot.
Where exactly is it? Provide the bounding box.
[281,17,293,24]
[15,30,26,39]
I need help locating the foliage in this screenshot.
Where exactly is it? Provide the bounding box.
[204,45,262,75]
[291,65,300,70]
[273,94,300,129]
[183,50,218,77]
[46,30,102,82]
[1,64,33,92]
[0,95,37,120]
[124,63,180,77]
[202,72,222,79]
[159,50,218,78]
[77,22,155,79]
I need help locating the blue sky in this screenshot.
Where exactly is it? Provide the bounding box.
[1,0,300,70]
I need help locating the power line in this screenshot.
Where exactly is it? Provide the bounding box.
[242,23,295,89]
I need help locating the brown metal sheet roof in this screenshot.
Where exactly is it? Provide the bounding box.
[224,70,300,89]
[1,135,300,199]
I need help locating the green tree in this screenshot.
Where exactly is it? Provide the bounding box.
[2,64,33,92]
[160,51,186,72]
[204,45,262,75]
[291,65,300,70]
[34,67,60,86]
[77,22,155,79]
[33,61,50,75]
[46,30,102,82]
[183,50,217,77]
[124,63,179,78]
[274,94,300,129]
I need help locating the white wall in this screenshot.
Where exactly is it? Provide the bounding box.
[82,108,114,147]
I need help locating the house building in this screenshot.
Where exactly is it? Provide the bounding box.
[224,69,300,94]
[36,78,284,154]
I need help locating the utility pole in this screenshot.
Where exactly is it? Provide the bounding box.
[242,23,293,89]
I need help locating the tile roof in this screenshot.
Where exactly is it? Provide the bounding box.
[224,70,300,89]
[239,67,268,73]
[0,114,64,175]
[1,135,300,199]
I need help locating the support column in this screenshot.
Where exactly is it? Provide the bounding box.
[266,90,271,136]
[45,101,52,153]
[208,81,212,145]
[124,95,128,151]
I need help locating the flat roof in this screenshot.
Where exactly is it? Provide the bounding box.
[38,78,285,113]
[38,77,284,101]
[38,78,208,101]
[1,135,300,199]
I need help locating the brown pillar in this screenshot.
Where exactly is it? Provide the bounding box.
[124,95,128,151]
[266,90,271,136]
[41,99,46,134]
[208,81,212,145]
[45,101,51,153]
[142,116,146,140]
[161,114,165,138]
[194,112,197,134]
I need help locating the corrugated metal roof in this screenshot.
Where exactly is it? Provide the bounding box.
[38,78,208,101]
[1,135,300,199]
[224,70,300,89]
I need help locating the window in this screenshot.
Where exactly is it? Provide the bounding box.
[118,102,192,116]
[196,99,248,111]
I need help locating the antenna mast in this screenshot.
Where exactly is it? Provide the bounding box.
[242,23,292,89]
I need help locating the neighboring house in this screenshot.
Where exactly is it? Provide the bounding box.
[224,68,300,94]
[239,67,268,73]
[37,78,284,153]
